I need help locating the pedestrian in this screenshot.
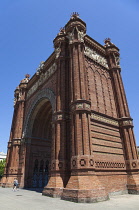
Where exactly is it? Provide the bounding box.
[13,178,18,191]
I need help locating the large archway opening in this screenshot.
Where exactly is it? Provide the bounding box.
[25,99,52,188]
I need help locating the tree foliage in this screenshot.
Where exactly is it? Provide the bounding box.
[0,159,6,179]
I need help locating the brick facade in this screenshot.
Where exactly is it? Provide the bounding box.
[1,13,139,202]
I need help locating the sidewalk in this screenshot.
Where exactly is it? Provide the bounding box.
[0,187,139,210]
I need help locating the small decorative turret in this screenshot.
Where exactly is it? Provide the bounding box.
[104,38,120,68]
[14,74,30,106]
[65,12,86,34]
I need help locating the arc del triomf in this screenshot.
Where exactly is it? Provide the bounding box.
[2,13,139,202]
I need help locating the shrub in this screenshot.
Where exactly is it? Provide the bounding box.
[0,159,6,179]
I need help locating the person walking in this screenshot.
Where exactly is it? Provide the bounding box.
[13,178,18,191]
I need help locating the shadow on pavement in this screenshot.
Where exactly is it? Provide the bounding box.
[24,188,43,193]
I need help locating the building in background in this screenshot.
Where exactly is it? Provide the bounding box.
[0,152,6,161]
[1,13,139,203]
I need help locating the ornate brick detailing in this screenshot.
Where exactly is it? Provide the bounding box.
[27,63,57,99]
[80,159,86,166]
[95,161,125,169]
[86,59,117,118]
[89,159,94,166]
[50,160,65,171]
[125,160,139,170]
[84,46,108,68]
[91,113,118,126]
[71,156,95,169]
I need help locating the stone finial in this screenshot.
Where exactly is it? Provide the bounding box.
[71,12,80,19]
[20,74,30,83]
[104,38,112,46]
[25,74,30,79]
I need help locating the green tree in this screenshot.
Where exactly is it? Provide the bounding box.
[0,159,6,179]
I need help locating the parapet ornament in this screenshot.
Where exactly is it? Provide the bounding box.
[84,46,108,68]
[36,61,45,75]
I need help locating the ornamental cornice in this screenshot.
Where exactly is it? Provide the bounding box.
[85,35,106,54]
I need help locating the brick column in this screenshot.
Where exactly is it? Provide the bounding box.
[1,75,29,187]
[61,15,108,202]
[43,30,70,197]
[105,38,139,194]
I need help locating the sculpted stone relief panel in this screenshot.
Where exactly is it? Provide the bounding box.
[27,63,57,99]
[84,46,108,68]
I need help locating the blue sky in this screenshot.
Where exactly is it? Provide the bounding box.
[0,0,139,153]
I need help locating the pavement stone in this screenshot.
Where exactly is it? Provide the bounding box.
[0,187,139,210]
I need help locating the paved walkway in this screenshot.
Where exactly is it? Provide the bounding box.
[0,187,139,210]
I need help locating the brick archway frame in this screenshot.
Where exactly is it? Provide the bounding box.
[22,88,56,138]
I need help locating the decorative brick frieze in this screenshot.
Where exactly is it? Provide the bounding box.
[95,161,125,169]
[91,112,119,126]
[71,155,95,169]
